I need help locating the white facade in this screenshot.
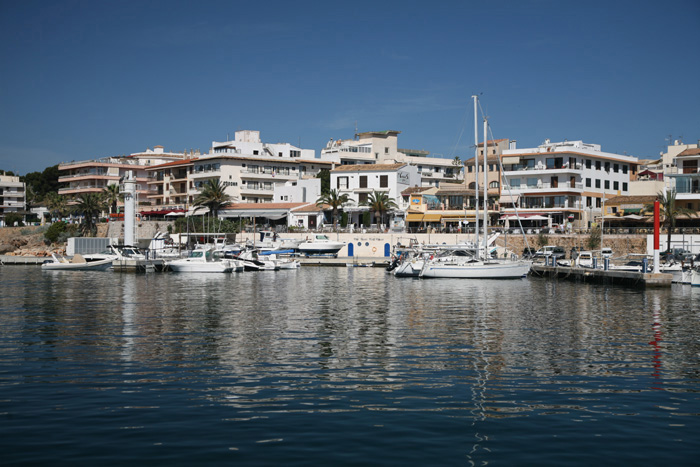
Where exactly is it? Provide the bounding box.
[211,130,315,160]
[500,140,638,227]
[330,163,419,226]
[320,130,460,187]
[273,178,321,204]
[146,131,329,211]
[0,174,25,226]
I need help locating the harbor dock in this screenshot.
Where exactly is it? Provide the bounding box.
[530,264,673,287]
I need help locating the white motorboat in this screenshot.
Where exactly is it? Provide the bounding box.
[238,249,279,271]
[254,230,303,251]
[691,268,700,287]
[298,234,345,257]
[166,247,234,273]
[83,244,144,262]
[259,249,299,269]
[41,253,114,271]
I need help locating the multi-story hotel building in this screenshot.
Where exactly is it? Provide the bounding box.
[0,173,25,226]
[58,146,186,205]
[320,130,461,187]
[668,146,700,211]
[499,140,639,228]
[146,131,331,214]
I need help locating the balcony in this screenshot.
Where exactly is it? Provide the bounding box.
[508,182,584,193]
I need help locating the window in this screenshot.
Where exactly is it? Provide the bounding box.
[467,165,473,173]
[359,193,368,203]
[623,165,628,174]
[489,181,499,189]
[510,178,521,188]
[596,198,601,208]
[604,180,610,190]
[253,150,259,155]
[587,196,592,207]
[385,147,389,154]
[586,159,592,169]
[613,181,619,190]
[586,178,591,187]
[622,182,628,191]
[595,160,601,170]
[359,176,367,188]
[546,157,563,169]
[380,175,388,188]
[613,163,619,173]
[337,177,349,189]
[605,162,610,172]
[527,178,538,187]
[595,179,601,188]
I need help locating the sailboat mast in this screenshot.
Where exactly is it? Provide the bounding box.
[483,117,489,255]
[472,95,480,249]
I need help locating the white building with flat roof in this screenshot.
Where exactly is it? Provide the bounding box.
[0,174,25,226]
[330,163,419,227]
[500,140,639,228]
[320,130,461,187]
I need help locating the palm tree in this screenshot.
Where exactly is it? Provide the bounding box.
[451,156,463,178]
[193,179,233,218]
[103,183,121,216]
[644,189,696,251]
[45,192,68,222]
[316,189,350,230]
[73,193,105,236]
[361,190,398,228]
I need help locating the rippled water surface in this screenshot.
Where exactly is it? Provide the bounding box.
[1,266,700,465]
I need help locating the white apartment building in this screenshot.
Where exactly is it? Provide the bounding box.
[146,130,330,213]
[668,146,700,211]
[500,140,639,228]
[320,130,460,187]
[330,163,420,226]
[59,146,186,204]
[0,174,25,226]
[273,178,321,204]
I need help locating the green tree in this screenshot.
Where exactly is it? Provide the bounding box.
[22,165,61,199]
[587,224,601,250]
[72,193,105,236]
[361,190,398,228]
[451,156,463,178]
[193,179,234,218]
[45,192,68,221]
[316,189,350,230]
[316,169,330,195]
[102,183,121,216]
[644,189,696,251]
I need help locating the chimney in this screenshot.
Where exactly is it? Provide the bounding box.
[509,140,517,150]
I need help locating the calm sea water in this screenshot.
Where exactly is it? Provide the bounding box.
[1,265,699,465]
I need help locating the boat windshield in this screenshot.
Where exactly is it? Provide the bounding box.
[190,251,204,258]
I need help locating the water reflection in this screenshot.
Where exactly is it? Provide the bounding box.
[1,266,699,463]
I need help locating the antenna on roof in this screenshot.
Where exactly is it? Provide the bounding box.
[354,121,358,140]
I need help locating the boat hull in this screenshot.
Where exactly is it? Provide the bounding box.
[41,258,114,271]
[420,260,531,279]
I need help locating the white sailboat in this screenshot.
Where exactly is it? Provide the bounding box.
[420,96,531,279]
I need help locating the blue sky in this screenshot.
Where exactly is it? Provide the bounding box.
[1,0,698,175]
